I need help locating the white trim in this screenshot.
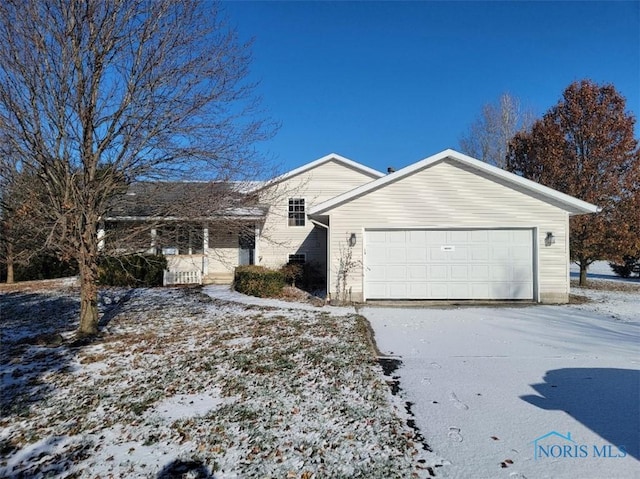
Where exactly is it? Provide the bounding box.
[309,218,329,229]
[254,224,261,265]
[287,196,307,227]
[272,153,385,184]
[533,226,540,303]
[309,149,599,216]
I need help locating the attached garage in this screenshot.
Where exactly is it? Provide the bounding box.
[308,149,599,304]
[364,228,534,300]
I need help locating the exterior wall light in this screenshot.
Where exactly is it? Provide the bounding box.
[349,233,357,247]
[545,232,555,246]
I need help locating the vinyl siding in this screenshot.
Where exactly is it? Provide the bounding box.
[258,160,379,270]
[325,160,571,303]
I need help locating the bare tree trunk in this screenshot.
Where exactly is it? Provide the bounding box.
[5,238,14,283]
[78,222,99,335]
[579,263,588,287]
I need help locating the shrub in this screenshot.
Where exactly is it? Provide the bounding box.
[234,265,284,298]
[280,263,303,286]
[279,261,325,293]
[13,253,79,282]
[98,254,167,287]
[609,256,640,278]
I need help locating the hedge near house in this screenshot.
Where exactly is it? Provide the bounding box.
[98,254,167,287]
[234,265,285,298]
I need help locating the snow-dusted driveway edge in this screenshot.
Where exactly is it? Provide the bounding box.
[202,284,357,316]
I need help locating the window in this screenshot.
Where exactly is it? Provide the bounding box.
[156,224,203,255]
[288,253,306,265]
[288,198,305,226]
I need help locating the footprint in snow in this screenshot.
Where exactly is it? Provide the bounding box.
[509,473,527,479]
[448,427,463,442]
[449,392,469,410]
[421,377,431,385]
[428,362,442,369]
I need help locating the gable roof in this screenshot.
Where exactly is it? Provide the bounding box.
[271,153,385,184]
[308,149,599,216]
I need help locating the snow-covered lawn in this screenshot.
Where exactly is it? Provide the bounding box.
[1,285,434,478]
[365,278,640,479]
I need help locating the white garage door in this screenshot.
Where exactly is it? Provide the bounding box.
[365,229,534,300]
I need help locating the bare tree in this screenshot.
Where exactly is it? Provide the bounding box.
[0,0,275,335]
[459,93,534,168]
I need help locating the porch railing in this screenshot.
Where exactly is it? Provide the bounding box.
[163,269,202,286]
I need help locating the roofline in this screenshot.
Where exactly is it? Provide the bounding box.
[103,214,265,222]
[271,153,385,184]
[309,149,599,216]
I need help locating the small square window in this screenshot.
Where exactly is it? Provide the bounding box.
[288,198,305,227]
[288,253,306,265]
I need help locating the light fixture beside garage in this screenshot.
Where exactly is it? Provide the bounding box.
[545,232,556,246]
[349,233,357,247]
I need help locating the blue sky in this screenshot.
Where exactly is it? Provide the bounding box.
[224,1,639,173]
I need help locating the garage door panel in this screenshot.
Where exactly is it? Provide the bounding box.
[429,265,448,280]
[387,231,406,243]
[491,246,510,261]
[449,230,470,243]
[387,248,407,262]
[408,265,428,280]
[367,231,387,243]
[450,247,468,261]
[490,282,512,298]
[470,230,489,242]
[470,246,490,260]
[451,265,469,279]
[407,230,427,243]
[470,283,490,297]
[367,245,388,259]
[490,230,511,243]
[388,283,408,297]
[429,283,448,297]
[511,229,533,243]
[470,265,490,281]
[430,247,452,261]
[365,228,534,300]
[512,245,532,258]
[449,283,470,298]
[387,265,407,280]
[367,265,387,278]
[367,283,387,298]
[409,283,428,296]
[406,247,427,261]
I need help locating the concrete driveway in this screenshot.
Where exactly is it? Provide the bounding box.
[364,304,640,479]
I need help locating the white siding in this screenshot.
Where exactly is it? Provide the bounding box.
[258,159,379,270]
[326,160,571,303]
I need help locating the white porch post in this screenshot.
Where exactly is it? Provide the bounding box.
[203,226,209,275]
[254,224,260,265]
[97,222,105,251]
[150,228,157,254]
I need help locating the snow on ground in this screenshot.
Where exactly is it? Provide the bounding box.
[1,285,436,478]
[570,260,640,283]
[202,285,355,316]
[365,279,640,479]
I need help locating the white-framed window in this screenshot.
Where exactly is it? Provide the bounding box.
[288,198,305,227]
[288,253,306,265]
[156,224,204,255]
